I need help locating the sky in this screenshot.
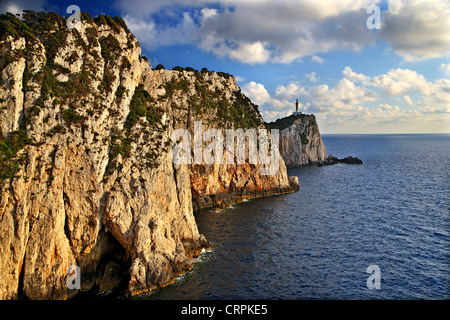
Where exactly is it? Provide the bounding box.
[1,0,449,133]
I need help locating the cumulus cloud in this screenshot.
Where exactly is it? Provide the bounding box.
[273,83,305,101]
[241,81,271,106]
[241,81,307,121]
[342,66,370,82]
[423,78,450,112]
[379,0,450,61]
[334,67,450,111]
[369,68,431,96]
[118,0,379,64]
[227,41,272,65]
[122,15,156,45]
[342,66,449,105]
[251,66,450,129]
[117,0,450,63]
[305,78,377,113]
[113,0,449,131]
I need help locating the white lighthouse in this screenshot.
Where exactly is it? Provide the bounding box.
[293,99,303,115]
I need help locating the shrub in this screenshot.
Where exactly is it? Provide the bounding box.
[99,34,121,61]
[94,14,107,26]
[113,16,131,34]
[81,12,93,24]
[125,84,160,129]
[39,65,63,99]
[153,64,165,71]
[85,27,98,45]
[99,68,116,93]
[62,107,86,126]
[115,84,126,98]
[217,71,232,79]
[268,114,306,131]
[0,12,37,41]
[120,56,131,72]
[301,133,309,145]
[106,15,121,33]
[163,78,190,98]
[0,129,33,180]
[172,66,184,72]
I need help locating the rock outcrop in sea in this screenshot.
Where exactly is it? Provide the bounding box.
[269,114,363,168]
[0,11,298,299]
[269,114,327,168]
[317,155,363,166]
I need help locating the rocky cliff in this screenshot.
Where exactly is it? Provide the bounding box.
[269,114,327,168]
[0,11,298,299]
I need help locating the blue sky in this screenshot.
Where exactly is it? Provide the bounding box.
[1,0,449,133]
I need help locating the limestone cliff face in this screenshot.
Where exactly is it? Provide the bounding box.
[0,12,298,299]
[269,114,327,168]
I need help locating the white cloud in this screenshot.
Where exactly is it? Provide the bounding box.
[305,72,318,82]
[420,105,450,114]
[117,0,450,64]
[403,95,413,106]
[257,66,450,130]
[1,3,21,14]
[227,41,272,64]
[423,78,450,112]
[270,97,299,111]
[307,78,377,112]
[117,0,378,64]
[0,0,46,14]
[440,63,450,76]
[241,81,271,105]
[342,66,370,82]
[379,104,400,112]
[274,83,304,101]
[344,66,439,98]
[311,55,325,64]
[370,68,431,96]
[379,0,450,61]
[200,7,218,22]
[123,15,156,44]
[337,67,450,112]
[242,81,307,121]
[117,0,450,63]
[262,109,292,121]
[255,76,378,121]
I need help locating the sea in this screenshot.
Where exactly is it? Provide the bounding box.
[141,134,449,300]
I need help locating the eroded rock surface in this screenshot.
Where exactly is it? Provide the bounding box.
[270,114,327,168]
[0,12,298,299]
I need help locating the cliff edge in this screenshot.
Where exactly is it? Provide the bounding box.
[269,114,327,168]
[0,11,298,299]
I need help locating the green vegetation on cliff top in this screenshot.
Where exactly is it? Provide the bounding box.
[268,114,311,145]
[268,114,309,131]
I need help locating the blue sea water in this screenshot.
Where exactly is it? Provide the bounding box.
[143,134,450,300]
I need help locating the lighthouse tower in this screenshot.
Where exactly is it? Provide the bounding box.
[293,99,303,115]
